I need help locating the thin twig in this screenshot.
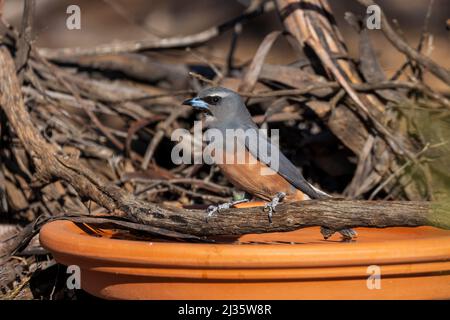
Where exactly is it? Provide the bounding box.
[37,2,273,59]
[357,0,450,85]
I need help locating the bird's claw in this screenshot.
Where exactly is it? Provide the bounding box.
[263,192,286,223]
[320,227,357,242]
[207,203,231,217]
[206,199,249,218]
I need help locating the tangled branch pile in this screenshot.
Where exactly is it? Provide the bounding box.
[0,0,449,299]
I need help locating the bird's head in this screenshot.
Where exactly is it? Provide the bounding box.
[182,87,248,124]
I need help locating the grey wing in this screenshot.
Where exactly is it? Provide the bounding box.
[240,124,330,199]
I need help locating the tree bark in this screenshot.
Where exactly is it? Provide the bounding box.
[0,46,448,239]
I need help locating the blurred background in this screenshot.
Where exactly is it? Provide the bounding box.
[2,0,449,90]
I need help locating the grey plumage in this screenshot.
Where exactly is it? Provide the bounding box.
[184,86,329,200]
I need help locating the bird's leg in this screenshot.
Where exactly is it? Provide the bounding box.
[263,192,286,223]
[206,198,249,217]
[320,227,357,242]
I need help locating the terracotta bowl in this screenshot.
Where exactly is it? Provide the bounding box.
[39,221,450,300]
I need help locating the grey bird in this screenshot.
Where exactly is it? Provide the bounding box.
[183,87,356,240]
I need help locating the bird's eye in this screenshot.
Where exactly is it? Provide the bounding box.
[208,96,220,104]
[212,96,221,104]
[202,95,221,105]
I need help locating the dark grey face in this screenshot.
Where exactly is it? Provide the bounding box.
[182,87,247,124]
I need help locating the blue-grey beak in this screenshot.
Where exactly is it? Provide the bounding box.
[182,97,209,111]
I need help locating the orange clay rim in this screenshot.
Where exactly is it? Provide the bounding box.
[40,220,450,270]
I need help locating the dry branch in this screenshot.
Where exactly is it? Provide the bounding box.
[1,45,448,245]
[37,1,274,60]
[273,0,446,201]
[357,0,450,85]
[15,0,34,80]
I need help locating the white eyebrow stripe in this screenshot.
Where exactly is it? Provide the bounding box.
[211,92,230,98]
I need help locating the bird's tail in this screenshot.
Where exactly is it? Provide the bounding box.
[307,183,332,199]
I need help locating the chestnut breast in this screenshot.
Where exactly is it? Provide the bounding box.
[216,147,306,202]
